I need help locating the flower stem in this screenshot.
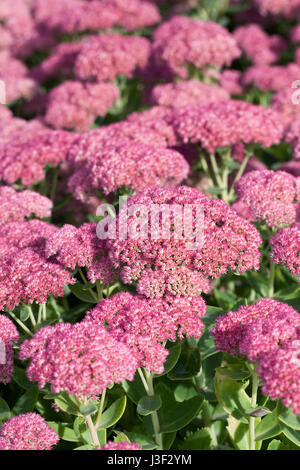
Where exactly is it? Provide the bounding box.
[268,262,275,298]
[77,267,98,302]
[27,305,36,328]
[86,415,100,448]
[249,368,259,451]
[7,310,33,337]
[227,152,251,202]
[42,303,47,322]
[209,153,223,187]
[95,389,106,430]
[50,167,59,201]
[143,369,163,450]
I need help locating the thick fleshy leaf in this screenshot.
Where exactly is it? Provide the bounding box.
[278,403,300,431]
[154,343,181,377]
[97,396,127,429]
[255,409,281,441]
[12,388,39,415]
[215,369,251,424]
[179,429,212,450]
[48,422,79,442]
[0,397,10,420]
[137,395,162,416]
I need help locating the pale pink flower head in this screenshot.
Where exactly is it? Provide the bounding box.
[0,315,19,384]
[45,80,120,132]
[243,63,300,92]
[0,51,37,103]
[106,186,262,297]
[211,298,298,357]
[272,87,300,129]
[270,223,300,282]
[19,321,137,399]
[0,128,78,186]
[257,340,300,415]
[254,0,300,17]
[234,170,300,228]
[0,186,52,224]
[149,80,230,108]
[219,70,244,95]
[68,141,189,200]
[171,100,283,153]
[74,34,150,82]
[0,413,59,450]
[151,16,241,79]
[234,24,286,65]
[100,441,140,450]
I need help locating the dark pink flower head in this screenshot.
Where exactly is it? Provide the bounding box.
[45,80,120,132]
[0,186,52,224]
[45,222,119,285]
[0,315,19,384]
[234,24,286,65]
[239,308,300,362]
[255,0,300,17]
[234,170,300,228]
[149,80,230,108]
[0,128,78,186]
[100,441,140,450]
[272,87,300,129]
[19,321,137,398]
[171,100,283,153]
[211,298,298,356]
[0,413,59,450]
[68,141,189,200]
[292,24,300,43]
[219,70,244,95]
[0,51,37,103]
[270,223,300,281]
[284,120,300,159]
[0,219,58,255]
[31,41,84,84]
[106,186,262,297]
[243,63,300,92]
[0,246,75,310]
[32,0,159,34]
[257,340,300,415]
[151,16,240,79]
[74,34,150,82]
[67,118,175,168]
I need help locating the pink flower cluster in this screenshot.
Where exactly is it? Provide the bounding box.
[272,87,300,129]
[45,222,119,285]
[19,321,137,398]
[68,141,189,199]
[254,0,300,17]
[0,127,77,186]
[0,413,59,450]
[243,63,300,92]
[85,292,206,373]
[100,441,141,450]
[149,80,230,108]
[74,34,151,82]
[171,100,283,153]
[0,186,52,224]
[212,298,300,413]
[44,80,120,132]
[0,50,37,103]
[32,0,160,34]
[270,223,300,281]
[0,315,19,384]
[150,15,241,79]
[284,121,300,159]
[234,24,286,65]
[106,186,262,298]
[0,220,74,309]
[233,170,300,228]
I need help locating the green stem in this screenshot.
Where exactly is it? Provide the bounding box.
[227,153,251,202]
[77,267,98,302]
[209,153,223,187]
[86,415,100,448]
[7,310,33,337]
[37,304,43,324]
[27,305,36,328]
[50,167,59,201]
[268,263,275,298]
[96,280,104,301]
[249,369,259,451]
[143,369,163,450]
[95,389,106,430]
[42,303,47,322]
